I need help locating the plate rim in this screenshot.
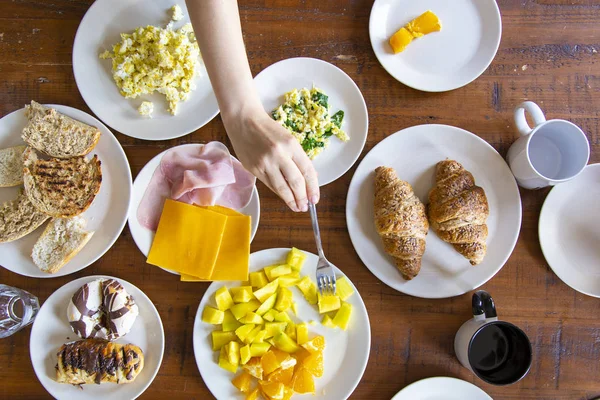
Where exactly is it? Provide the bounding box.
[368,0,503,92]
[391,376,492,399]
[538,163,600,298]
[345,123,522,299]
[29,274,165,400]
[253,56,369,186]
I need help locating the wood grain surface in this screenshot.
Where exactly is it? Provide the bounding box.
[1,0,599,399]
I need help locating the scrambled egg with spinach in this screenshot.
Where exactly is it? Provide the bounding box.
[99,8,200,116]
[272,88,348,159]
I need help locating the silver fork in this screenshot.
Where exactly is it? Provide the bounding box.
[308,202,336,296]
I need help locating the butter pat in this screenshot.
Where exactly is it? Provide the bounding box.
[389,10,441,54]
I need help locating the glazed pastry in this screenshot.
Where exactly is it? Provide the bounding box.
[374,166,429,280]
[55,339,144,385]
[428,160,489,265]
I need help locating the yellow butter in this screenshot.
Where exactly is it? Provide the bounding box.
[389,10,441,54]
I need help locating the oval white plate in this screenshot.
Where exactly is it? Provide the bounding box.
[346,124,522,298]
[30,275,165,400]
[254,57,369,186]
[193,248,371,400]
[539,164,600,297]
[73,0,219,140]
[392,377,492,400]
[128,144,260,266]
[0,105,132,278]
[369,0,502,92]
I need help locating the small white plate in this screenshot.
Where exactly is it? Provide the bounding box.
[128,144,260,263]
[0,105,132,278]
[73,0,219,140]
[391,377,492,400]
[369,0,502,92]
[346,124,522,298]
[539,164,600,297]
[30,275,165,400]
[254,57,369,186]
[193,248,371,400]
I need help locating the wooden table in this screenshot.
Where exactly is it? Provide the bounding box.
[1,0,599,399]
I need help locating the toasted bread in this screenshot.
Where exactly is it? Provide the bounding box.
[22,101,101,159]
[0,145,26,187]
[0,190,49,243]
[23,148,102,218]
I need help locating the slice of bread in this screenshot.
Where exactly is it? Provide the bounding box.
[0,190,49,243]
[22,101,101,159]
[32,216,94,273]
[0,145,26,187]
[23,148,102,218]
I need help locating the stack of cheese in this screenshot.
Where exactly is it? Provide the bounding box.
[147,199,251,281]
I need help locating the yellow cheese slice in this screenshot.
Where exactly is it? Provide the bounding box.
[147,199,227,279]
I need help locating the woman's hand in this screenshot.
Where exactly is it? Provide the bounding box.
[223,104,320,212]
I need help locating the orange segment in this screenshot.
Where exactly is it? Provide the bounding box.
[242,357,264,380]
[291,366,315,394]
[282,385,294,400]
[301,335,325,353]
[302,350,324,377]
[260,380,285,399]
[291,347,311,364]
[245,387,260,400]
[261,350,281,375]
[231,370,253,393]
[267,366,294,386]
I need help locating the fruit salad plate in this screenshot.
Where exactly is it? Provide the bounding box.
[30,275,165,400]
[193,248,371,399]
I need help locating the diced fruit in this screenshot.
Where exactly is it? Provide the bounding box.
[240,344,252,365]
[302,350,324,377]
[282,386,294,400]
[322,314,336,328]
[212,331,236,351]
[245,388,260,400]
[335,276,355,301]
[253,279,280,303]
[273,332,299,353]
[202,306,224,324]
[261,350,281,375]
[271,350,297,370]
[245,326,263,344]
[263,309,277,322]
[264,264,292,281]
[274,311,291,323]
[252,330,268,343]
[249,271,269,289]
[274,287,293,312]
[333,302,352,330]
[243,357,264,380]
[235,324,256,342]
[215,286,235,311]
[230,300,261,320]
[265,322,287,338]
[255,293,277,316]
[317,293,341,314]
[296,323,308,345]
[259,381,285,399]
[292,347,311,364]
[232,370,253,393]
[286,247,306,271]
[301,335,325,353]
[268,366,294,385]
[285,321,296,341]
[226,341,240,365]
[250,342,271,357]
[296,276,317,304]
[291,302,298,316]
[231,286,255,303]
[291,366,315,394]
[218,346,238,373]
[278,275,299,288]
[222,310,242,332]
[240,312,264,325]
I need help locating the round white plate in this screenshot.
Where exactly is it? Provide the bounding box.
[539,164,600,297]
[128,144,260,265]
[369,0,502,92]
[391,377,492,400]
[73,0,219,140]
[0,105,132,278]
[346,124,522,298]
[30,275,165,400]
[193,248,371,400]
[254,57,369,186]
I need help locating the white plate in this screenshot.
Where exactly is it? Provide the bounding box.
[254,57,369,186]
[539,164,600,297]
[128,144,260,265]
[30,275,165,400]
[369,0,502,92]
[0,105,132,278]
[73,0,219,140]
[391,377,492,400]
[346,124,522,298]
[193,248,371,400]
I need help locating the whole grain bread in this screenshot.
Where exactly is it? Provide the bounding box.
[0,189,49,243]
[0,145,27,187]
[22,101,101,158]
[23,148,102,217]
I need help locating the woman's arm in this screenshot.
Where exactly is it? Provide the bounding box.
[186,0,319,212]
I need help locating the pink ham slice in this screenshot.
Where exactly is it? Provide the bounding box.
[137,142,256,231]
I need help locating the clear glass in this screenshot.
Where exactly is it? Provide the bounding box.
[0,284,39,338]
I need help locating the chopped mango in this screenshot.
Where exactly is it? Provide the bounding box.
[274,311,292,323]
[273,332,299,353]
[240,312,264,325]
[291,302,298,316]
[246,387,260,400]
[263,309,277,322]
[333,301,352,330]
[219,346,238,373]
[274,287,293,312]
[253,279,280,303]
[222,310,242,332]
[335,276,355,301]
[215,286,235,311]
[278,274,299,288]
[296,323,309,345]
[230,300,261,320]
[235,324,256,343]
[232,370,253,393]
[202,306,225,324]
[250,342,271,357]
[389,27,414,54]
[212,330,237,351]
[255,293,277,316]
[245,326,263,344]
[264,264,292,281]
[265,322,287,338]
[296,276,318,305]
[240,344,252,365]
[407,10,442,36]
[317,293,341,314]
[252,330,268,343]
[231,286,255,303]
[286,247,306,271]
[226,341,240,365]
[322,314,336,328]
[249,271,269,289]
[285,321,296,341]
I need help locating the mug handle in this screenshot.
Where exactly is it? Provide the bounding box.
[472,290,498,321]
[514,101,546,136]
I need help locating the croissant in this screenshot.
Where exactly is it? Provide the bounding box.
[374,166,429,280]
[428,160,489,265]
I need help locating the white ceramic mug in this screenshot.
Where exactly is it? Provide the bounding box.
[507,101,590,189]
[454,291,532,385]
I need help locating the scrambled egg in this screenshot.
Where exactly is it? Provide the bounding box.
[272,88,348,159]
[99,7,200,116]
[138,101,154,117]
[171,5,184,21]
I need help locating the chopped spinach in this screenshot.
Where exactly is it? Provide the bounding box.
[331,110,344,128]
[271,109,278,120]
[284,119,298,131]
[294,103,307,115]
[301,137,325,152]
[311,91,328,108]
[323,128,333,138]
[283,105,293,115]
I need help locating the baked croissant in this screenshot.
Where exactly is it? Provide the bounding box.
[428,160,489,265]
[374,166,429,280]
